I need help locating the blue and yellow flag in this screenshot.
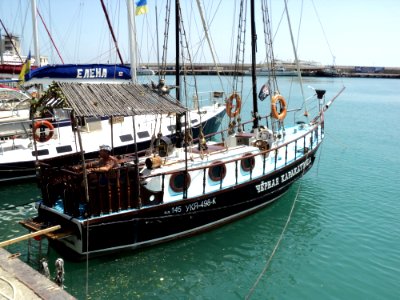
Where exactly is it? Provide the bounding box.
[136,0,148,15]
[18,51,31,84]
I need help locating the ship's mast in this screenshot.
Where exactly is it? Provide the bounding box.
[250,0,259,129]
[175,0,183,148]
[126,0,137,82]
[31,0,40,67]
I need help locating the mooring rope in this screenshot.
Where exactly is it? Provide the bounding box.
[0,276,15,300]
[245,109,332,298]
[245,178,303,299]
[245,143,317,299]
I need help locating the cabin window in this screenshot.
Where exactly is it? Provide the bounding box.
[208,161,226,181]
[120,134,134,142]
[169,172,191,193]
[56,145,73,153]
[167,125,176,132]
[53,108,71,120]
[32,149,49,156]
[240,153,255,172]
[191,119,198,124]
[86,116,101,122]
[137,131,150,139]
[213,91,224,98]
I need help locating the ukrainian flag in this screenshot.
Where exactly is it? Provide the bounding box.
[136,0,148,15]
[18,51,31,84]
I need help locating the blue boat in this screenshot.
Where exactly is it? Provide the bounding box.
[25,64,135,84]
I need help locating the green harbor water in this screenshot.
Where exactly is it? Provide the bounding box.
[0,76,399,299]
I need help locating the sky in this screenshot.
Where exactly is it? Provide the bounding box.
[1,0,399,68]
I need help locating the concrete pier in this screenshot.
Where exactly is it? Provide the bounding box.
[144,63,400,78]
[0,248,75,299]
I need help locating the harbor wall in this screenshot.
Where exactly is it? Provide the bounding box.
[143,63,400,78]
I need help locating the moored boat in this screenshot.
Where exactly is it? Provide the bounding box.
[0,81,225,183]
[0,1,225,183]
[20,0,344,259]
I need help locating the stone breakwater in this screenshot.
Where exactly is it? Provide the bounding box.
[143,63,400,78]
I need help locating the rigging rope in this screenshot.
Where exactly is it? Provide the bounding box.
[36,8,64,64]
[195,0,225,91]
[261,0,279,92]
[232,0,247,96]
[160,0,172,78]
[310,0,335,63]
[99,0,124,64]
[283,0,308,120]
[178,4,200,110]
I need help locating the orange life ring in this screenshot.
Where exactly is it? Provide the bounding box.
[33,120,54,142]
[271,94,287,120]
[226,93,242,118]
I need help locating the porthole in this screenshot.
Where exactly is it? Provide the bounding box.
[240,153,255,172]
[208,161,226,181]
[169,172,191,193]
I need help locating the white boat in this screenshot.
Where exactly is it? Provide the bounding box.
[0,2,225,183]
[136,66,155,76]
[0,78,225,182]
[20,0,344,259]
[245,66,298,76]
[0,35,47,76]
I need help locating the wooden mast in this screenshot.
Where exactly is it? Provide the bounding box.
[175,0,183,148]
[250,0,259,129]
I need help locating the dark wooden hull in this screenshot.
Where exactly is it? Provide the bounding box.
[36,147,317,259]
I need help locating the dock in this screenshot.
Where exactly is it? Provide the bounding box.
[0,248,75,299]
[145,63,400,79]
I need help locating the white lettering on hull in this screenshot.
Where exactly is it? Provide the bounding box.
[164,197,217,215]
[255,157,312,194]
[76,68,108,79]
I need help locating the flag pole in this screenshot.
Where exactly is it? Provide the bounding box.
[126,0,137,83]
[31,0,40,67]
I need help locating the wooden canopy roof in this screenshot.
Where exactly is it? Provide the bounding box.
[52,82,187,117]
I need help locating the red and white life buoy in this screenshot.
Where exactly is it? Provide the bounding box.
[33,120,54,143]
[226,93,242,118]
[271,94,287,121]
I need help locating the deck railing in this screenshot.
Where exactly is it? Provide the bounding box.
[140,121,323,202]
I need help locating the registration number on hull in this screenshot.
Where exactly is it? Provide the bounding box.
[164,197,217,215]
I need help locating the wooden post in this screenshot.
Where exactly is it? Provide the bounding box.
[0,225,61,248]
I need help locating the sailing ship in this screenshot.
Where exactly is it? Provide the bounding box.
[20,0,343,259]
